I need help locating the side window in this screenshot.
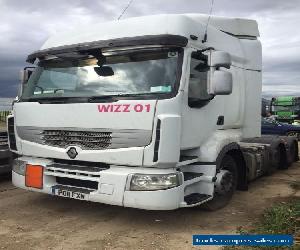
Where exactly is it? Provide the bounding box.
[38,69,77,90]
[32,68,78,95]
[188,57,213,108]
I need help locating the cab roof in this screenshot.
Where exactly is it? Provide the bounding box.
[41,14,259,50]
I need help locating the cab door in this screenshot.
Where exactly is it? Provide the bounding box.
[180,50,225,149]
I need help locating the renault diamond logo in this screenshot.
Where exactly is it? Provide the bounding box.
[67,147,78,159]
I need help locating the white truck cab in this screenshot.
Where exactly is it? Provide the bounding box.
[9,14,298,210]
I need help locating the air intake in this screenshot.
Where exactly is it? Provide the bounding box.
[7,117,17,151]
[153,119,161,162]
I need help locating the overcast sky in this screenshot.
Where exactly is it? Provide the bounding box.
[0,0,299,98]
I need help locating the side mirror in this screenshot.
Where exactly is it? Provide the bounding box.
[208,51,232,69]
[19,67,35,96]
[210,70,233,95]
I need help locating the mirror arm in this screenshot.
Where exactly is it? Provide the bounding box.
[191,47,214,63]
[198,47,214,53]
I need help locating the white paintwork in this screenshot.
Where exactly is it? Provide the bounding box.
[14,100,156,130]
[156,114,181,166]
[198,129,243,162]
[185,14,259,37]
[42,14,259,49]
[20,140,145,166]
[12,13,263,210]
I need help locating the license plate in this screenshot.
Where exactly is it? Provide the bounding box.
[52,188,87,200]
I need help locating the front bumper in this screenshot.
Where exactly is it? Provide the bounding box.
[12,156,186,210]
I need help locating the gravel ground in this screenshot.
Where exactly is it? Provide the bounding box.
[0,162,299,250]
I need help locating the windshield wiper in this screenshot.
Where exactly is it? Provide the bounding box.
[87,95,119,103]
[22,96,89,104]
[22,92,167,104]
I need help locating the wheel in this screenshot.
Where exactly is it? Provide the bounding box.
[287,138,299,165]
[202,155,238,211]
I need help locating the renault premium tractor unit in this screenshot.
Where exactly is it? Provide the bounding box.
[9,14,298,210]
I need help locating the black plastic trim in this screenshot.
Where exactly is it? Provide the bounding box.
[183,172,203,181]
[56,177,98,190]
[153,119,161,162]
[216,143,241,169]
[52,159,110,169]
[217,116,224,125]
[216,142,248,191]
[179,155,198,162]
[190,162,216,165]
[7,117,16,151]
[184,193,211,205]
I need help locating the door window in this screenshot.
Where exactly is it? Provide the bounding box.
[188,57,213,107]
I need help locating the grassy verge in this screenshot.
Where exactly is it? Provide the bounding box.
[223,199,300,250]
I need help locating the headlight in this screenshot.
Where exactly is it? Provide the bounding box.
[12,159,27,176]
[130,173,181,191]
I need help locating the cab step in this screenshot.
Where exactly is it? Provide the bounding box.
[184,193,212,205]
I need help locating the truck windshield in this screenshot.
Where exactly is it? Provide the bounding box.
[273,105,300,112]
[22,48,182,101]
[273,106,293,112]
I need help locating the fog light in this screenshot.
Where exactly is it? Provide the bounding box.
[12,159,27,176]
[130,173,180,191]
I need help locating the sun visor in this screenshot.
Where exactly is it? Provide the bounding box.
[26,35,188,63]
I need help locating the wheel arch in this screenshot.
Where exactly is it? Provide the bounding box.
[216,143,248,191]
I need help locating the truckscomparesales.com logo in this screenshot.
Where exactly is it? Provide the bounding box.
[97,104,151,113]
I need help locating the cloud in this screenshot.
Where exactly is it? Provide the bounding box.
[0,0,299,97]
[263,84,300,99]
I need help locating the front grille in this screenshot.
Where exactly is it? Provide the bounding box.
[0,131,8,150]
[42,130,112,150]
[18,127,152,150]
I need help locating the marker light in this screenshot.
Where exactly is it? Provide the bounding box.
[25,165,43,189]
[130,173,180,191]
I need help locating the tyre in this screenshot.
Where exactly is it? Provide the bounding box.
[274,144,288,170]
[288,140,298,163]
[202,155,238,211]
